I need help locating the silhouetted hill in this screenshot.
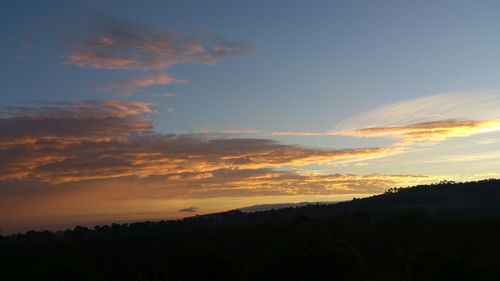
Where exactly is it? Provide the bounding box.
[180,179,500,227]
[239,201,339,212]
[3,179,500,281]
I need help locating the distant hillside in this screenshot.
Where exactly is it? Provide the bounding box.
[315,179,500,219]
[239,201,338,212]
[3,179,500,237]
[3,179,500,281]
[181,179,500,228]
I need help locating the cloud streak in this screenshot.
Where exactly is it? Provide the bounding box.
[334,91,500,144]
[173,169,433,198]
[336,91,500,130]
[336,119,500,143]
[99,74,186,94]
[273,91,500,146]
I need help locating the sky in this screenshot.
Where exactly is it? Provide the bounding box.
[3,0,500,233]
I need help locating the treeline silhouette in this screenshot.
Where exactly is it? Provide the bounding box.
[2,179,500,280]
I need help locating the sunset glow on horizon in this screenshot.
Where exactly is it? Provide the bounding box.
[3,1,500,234]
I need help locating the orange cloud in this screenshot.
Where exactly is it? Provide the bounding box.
[0,100,152,147]
[174,169,433,198]
[0,100,394,184]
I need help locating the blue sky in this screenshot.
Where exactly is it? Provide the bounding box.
[4,0,500,134]
[3,0,500,232]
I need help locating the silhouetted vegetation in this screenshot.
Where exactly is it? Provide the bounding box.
[2,179,500,280]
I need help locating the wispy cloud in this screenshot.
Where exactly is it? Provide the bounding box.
[65,18,250,92]
[336,119,500,143]
[273,91,500,147]
[66,52,135,70]
[150,92,176,98]
[334,91,500,145]
[65,17,250,71]
[336,91,500,130]
[98,74,186,94]
[271,131,332,137]
[64,16,250,95]
[415,150,500,164]
[198,128,267,137]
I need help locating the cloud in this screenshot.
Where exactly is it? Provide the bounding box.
[198,128,267,138]
[150,92,176,98]
[0,99,436,233]
[63,17,250,96]
[271,131,335,136]
[336,119,500,143]
[66,52,135,70]
[273,91,500,145]
[415,150,500,164]
[0,100,154,181]
[65,17,250,71]
[0,100,395,184]
[178,207,198,213]
[99,74,186,94]
[271,131,328,137]
[332,91,500,144]
[170,168,434,198]
[0,99,152,147]
[336,91,500,130]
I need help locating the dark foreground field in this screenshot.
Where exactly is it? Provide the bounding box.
[2,180,500,281]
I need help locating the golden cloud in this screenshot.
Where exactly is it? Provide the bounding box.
[0,100,395,184]
[175,169,434,198]
[336,119,500,143]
